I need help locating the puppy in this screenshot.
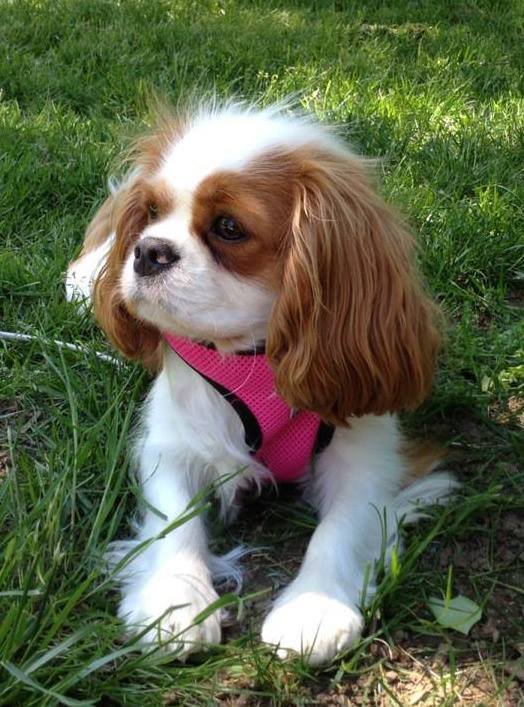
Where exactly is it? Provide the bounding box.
[66,102,454,665]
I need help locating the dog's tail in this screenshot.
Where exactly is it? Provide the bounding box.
[392,470,459,525]
[395,439,459,522]
[365,459,459,600]
[402,439,444,477]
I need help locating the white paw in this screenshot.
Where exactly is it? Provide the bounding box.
[119,570,222,658]
[65,239,111,307]
[261,589,364,665]
[65,262,94,306]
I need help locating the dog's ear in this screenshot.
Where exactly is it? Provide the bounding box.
[94,180,162,370]
[91,114,186,370]
[267,148,441,426]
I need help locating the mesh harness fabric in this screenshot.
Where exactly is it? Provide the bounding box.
[164,333,334,482]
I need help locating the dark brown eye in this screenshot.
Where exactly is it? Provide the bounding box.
[147,201,158,222]
[211,216,247,242]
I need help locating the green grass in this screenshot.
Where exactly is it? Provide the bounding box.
[1,0,523,704]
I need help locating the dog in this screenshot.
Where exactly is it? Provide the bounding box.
[66,101,455,665]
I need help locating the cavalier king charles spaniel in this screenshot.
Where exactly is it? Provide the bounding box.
[66,102,455,665]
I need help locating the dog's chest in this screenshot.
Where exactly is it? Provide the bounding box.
[164,340,333,482]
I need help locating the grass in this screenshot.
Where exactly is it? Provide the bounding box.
[0,0,523,704]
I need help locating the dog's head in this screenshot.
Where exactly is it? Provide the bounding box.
[95,104,441,424]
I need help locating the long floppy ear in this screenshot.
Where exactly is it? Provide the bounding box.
[267,148,441,426]
[93,180,162,370]
[91,112,184,370]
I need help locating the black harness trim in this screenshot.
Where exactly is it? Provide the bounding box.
[175,346,335,463]
[174,352,263,452]
[314,422,335,455]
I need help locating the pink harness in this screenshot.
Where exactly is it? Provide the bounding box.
[164,334,334,482]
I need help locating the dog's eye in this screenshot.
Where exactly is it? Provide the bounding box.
[147,201,159,222]
[210,216,247,242]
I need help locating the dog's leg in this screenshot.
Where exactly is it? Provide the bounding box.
[110,369,234,657]
[261,414,416,665]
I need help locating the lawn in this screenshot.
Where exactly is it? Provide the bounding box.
[1,0,523,704]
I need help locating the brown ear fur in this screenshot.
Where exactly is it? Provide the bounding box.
[91,116,184,371]
[267,148,441,426]
[93,180,162,370]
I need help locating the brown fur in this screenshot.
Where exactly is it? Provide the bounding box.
[402,440,446,480]
[191,158,297,283]
[86,120,441,418]
[67,192,117,276]
[266,146,441,426]
[125,110,183,174]
[91,118,183,371]
[93,179,170,371]
[80,194,116,256]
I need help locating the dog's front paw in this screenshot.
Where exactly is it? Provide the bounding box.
[261,588,363,665]
[119,569,221,658]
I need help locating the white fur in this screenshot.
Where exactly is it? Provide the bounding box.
[159,104,342,193]
[107,350,267,655]
[262,416,410,664]
[65,235,113,306]
[106,360,454,663]
[67,104,456,664]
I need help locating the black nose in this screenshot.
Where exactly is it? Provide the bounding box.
[133,237,180,277]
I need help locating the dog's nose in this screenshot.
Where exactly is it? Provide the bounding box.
[133,237,180,277]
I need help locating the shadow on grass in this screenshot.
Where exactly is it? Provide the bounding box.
[0,0,522,118]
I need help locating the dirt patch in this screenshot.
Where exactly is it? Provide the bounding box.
[491,396,524,429]
[332,646,523,706]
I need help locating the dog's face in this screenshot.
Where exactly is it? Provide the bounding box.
[95,106,441,424]
[117,113,303,345]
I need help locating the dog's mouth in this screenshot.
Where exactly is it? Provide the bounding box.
[124,278,220,341]
[120,252,274,346]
